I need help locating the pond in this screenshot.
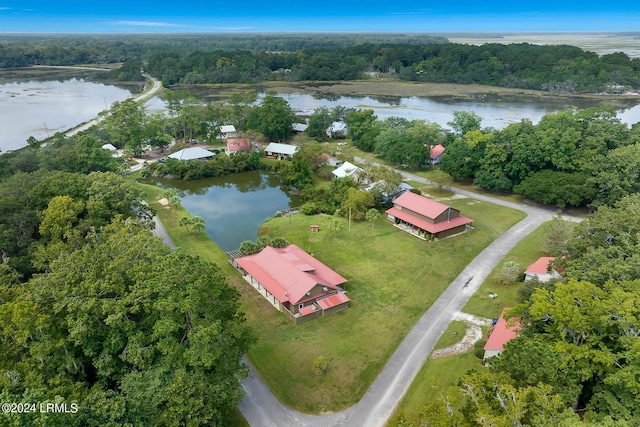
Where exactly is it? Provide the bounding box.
[148,170,300,252]
[0,75,140,152]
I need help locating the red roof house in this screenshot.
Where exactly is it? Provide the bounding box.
[234,244,350,323]
[429,144,446,165]
[385,191,473,240]
[483,308,521,360]
[524,256,563,282]
[226,138,251,155]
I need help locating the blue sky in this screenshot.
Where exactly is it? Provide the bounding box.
[1,1,640,33]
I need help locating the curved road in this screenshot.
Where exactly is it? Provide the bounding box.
[65,72,162,138]
[44,69,571,426]
[238,166,578,426]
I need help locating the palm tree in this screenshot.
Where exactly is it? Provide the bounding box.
[239,240,260,255]
[178,216,191,234]
[329,219,342,238]
[163,189,180,209]
[190,216,206,237]
[269,237,290,248]
[365,208,381,230]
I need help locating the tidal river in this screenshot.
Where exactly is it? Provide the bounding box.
[0,77,136,152]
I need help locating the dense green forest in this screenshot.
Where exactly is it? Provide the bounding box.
[147,42,640,92]
[0,132,253,426]
[0,33,447,67]
[327,106,640,209]
[2,34,640,93]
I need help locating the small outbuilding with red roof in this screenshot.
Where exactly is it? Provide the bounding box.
[233,244,350,323]
[524,256,562,282]
[483,308,521,361]
[385,191,473,240]
[429,144,446,165]
[226,138,251,155]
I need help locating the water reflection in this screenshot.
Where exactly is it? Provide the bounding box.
[145,87,640,129]
[0,77,137,152]
[148,171,299,251]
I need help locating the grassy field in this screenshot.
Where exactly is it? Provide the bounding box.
[133,176,524,413]
[245,198,524,413]
[462,220,563,319]
[432,320,469,350]
[390,351,482,423]
[389,218,579,423]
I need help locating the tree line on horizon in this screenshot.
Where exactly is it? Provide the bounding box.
[1,34,639,93]
[147,42,640,93]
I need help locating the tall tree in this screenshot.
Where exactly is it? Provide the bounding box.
[0,220,253,427]
[346,109,382,152]
[341,188,375,221]
[247,93,295,141]
[562,194,640,284]
[448,110,482,135]
[589,143,640,208]
[106,99,147,157]
[522,279,640,423]
[306,107,333,141]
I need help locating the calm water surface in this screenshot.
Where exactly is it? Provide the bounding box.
[149,171,299,251]
[270,92,640,129]
[0,77,136,152]
[149,90,640,129]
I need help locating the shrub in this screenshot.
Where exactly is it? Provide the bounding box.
[301,202,319,215]
[474,339,487,359]
[311,356,328,376]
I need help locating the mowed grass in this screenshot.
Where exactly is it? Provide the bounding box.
[132,177,525,413]
[391,351,482,423]
[432,320,469,351]
[247,198,524,413]
[462,220,570,319]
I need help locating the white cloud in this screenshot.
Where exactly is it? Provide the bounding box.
[110,20,180,27]
[214,26,254,31]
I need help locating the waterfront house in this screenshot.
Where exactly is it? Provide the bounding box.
[264,142,298,159]
[168,147,215,161]
[232,244,349,324]
[429,144,446,165]
[226,138,251,155]
[326,121,349,138]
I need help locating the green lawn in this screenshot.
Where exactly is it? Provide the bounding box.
[462,220,566,319]
[391,350,482,423]
[131,177,525,414]
[247,198,524,413]
[432,320,469,350]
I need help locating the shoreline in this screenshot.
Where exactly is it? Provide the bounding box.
[179,79,640,109]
